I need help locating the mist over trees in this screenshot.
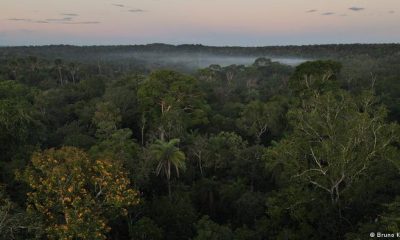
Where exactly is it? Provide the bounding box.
[0,44,399,239]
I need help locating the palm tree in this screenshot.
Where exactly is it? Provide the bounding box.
[150,138,186,199]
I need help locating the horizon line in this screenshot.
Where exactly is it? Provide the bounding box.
[1,42,400,48]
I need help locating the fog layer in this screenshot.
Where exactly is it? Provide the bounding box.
[107,52,309,70]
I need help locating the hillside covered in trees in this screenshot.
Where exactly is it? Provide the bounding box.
[0,44,400,239]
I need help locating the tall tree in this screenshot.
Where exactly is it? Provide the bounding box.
[18,147,140,240]
[68,62,79,84]
[264,90,399,238]
[91,101,139,165]
[92,102,122,140]
[0,80,41,167]
[236,99,285,144]
[138,70,209,142]
[150,138,186,199]
[54,59,64,85]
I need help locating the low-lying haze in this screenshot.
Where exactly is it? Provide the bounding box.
[105,52,309,70]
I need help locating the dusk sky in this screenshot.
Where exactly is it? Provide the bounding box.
[1,0,399,46]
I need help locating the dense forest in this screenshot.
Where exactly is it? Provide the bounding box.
[0,44,400,239]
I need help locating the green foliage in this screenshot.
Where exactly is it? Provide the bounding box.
[0,46,399,239]
[150,138,186,198]
[0,186,36,240]
[381,197,400,232]
[234,191,265,226]
[194,216,233,240]
[138,70,209,141]
[58,121,96,149]
[204,132,246,178]
[236,99,286,143]
[92,102,122,140]
[149,195,197,240]
[0,81,38,155]
[290,60,342,97]
[0,81,43,186]
[150,139,186,180]
[253,57,272,67]
[0,99,34,147]
[78,77,106,99]
[291,60,342,80]
[129,217,163,240]
[264,88,399,238]
[90,100,141,164]
[234,226,260,240]
[103,75,144,131]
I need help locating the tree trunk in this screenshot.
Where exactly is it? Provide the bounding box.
[141,125,145,145]
[71,71,75,84]
[97,61,102,75]
[160,128,165,141]
[58,68,63,85]
[199,155,204,177]
[141,114,146,145]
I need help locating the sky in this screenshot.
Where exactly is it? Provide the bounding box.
[0,0,399,46]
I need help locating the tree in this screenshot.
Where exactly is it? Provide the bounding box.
[103,75,144,142]
[150,138,186,199]
[344,193,400,240]
[253,57,272,67]
[90,101,140,168]
[194,215,233,240]
[378,197,400,233]
[187,133,208,177]
[0,80,41,166]
[236,99,285,144]
[291,60,342,81]
[92,102,122,140]
[138,70,209,142]
[0,186,35,239]
[234,226,260,240]
[289,60,342,98]
[149,194,197,240]
[18,147,140,240]
[54,59,64,85]
[90,102,140,167]
[204,132,246,179]
[68,62,79,84]
[129,217,163,240]
[7,58,21,80]
[28,56,39,72]
[264,90,399,238]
